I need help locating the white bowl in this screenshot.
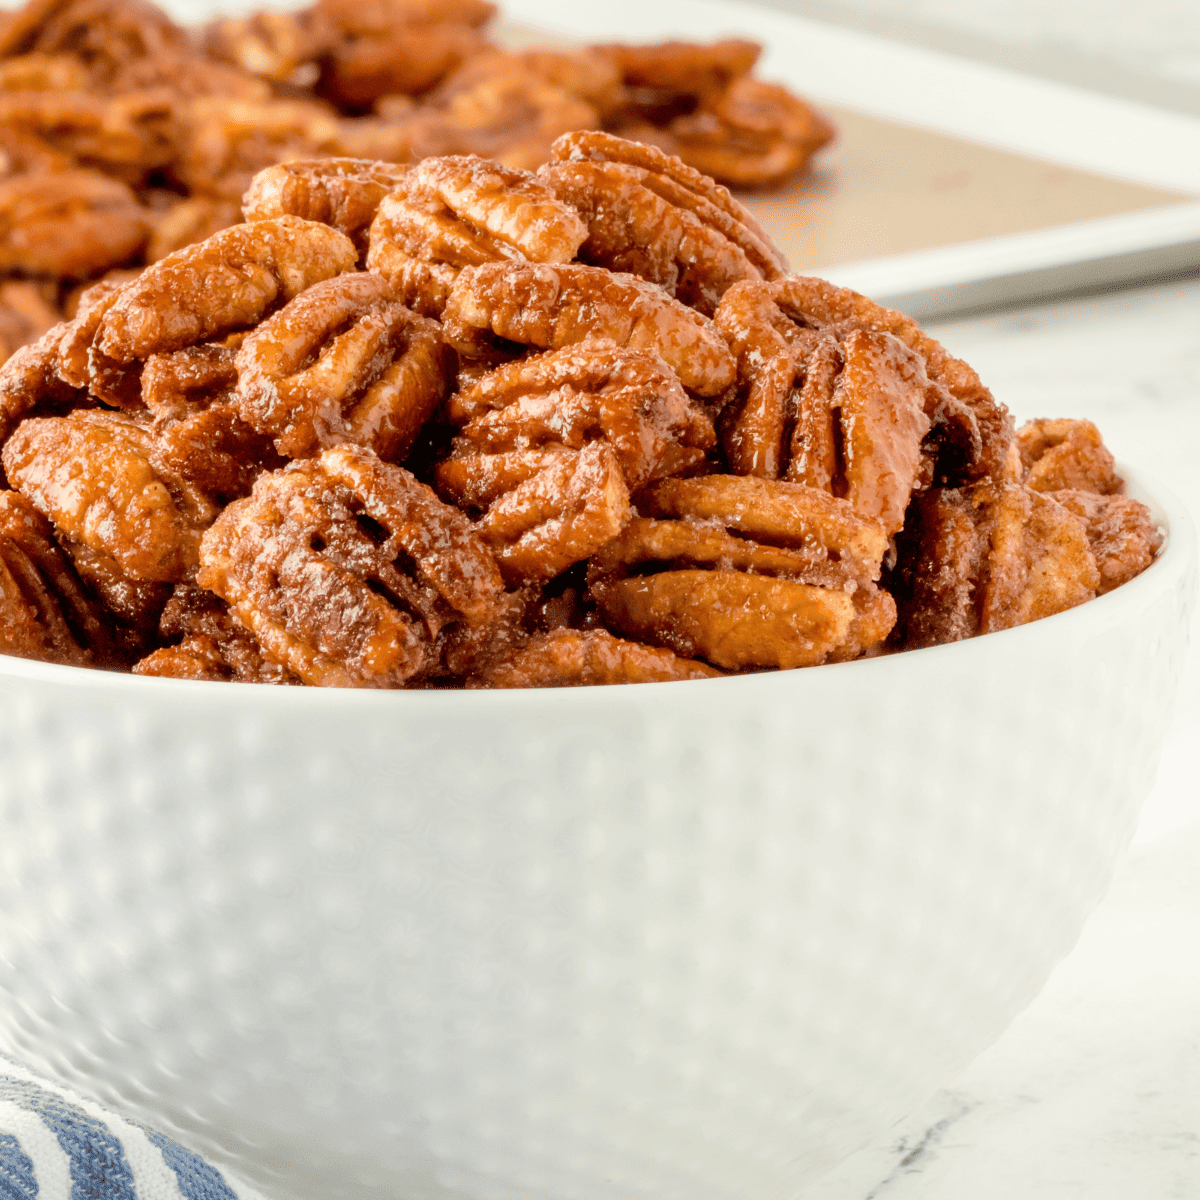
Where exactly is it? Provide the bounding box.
[0,469,1194,1200]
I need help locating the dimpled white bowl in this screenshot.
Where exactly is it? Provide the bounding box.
[0,470,1193,1200]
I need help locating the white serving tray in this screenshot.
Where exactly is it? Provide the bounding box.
[500,0,1200,317]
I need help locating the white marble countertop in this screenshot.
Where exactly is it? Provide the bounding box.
[804,276,1200,1199]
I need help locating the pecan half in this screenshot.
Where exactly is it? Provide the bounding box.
[93,215,357,363]
[891,482,1102,649]
[1048,488,1162,595]
[443,262,736,396]
[242,157,411,251]
[198,444,506,687]
[470,626,721,687]
[366,154,586,316]
[3,408,217,581]
[234,270,452,461]
[0,166,149,279]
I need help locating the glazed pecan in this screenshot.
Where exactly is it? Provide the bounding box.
[1016,417,1119,495]
[0,88,177,184]
[588,473,894,669]
[0,51,91,93]
[0,488,116,666]
[93,215,357,363]
[133,583,295,683]
[0,167,149,279]
[139,337,240,420]
[367,154,586,289]
[541,129,787,315]
[602,39,760,126]
[1048,489,1162,595]
[53,273,144,409]
[470,626,720,687]
[234,271,452,461]
[443,262,736,396]
[174,94,343,201]
[715,277,1013,492]
[440,341,715,496]
[3,409,217,582]
[242,157,411,251]
[204,7,335,85]
[664,77,836,190]
[891,482,1101,649]
[197,444,506,688]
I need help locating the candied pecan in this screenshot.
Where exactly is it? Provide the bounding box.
[440,341,715,495]
[458,440,631,584]
[3,409,217,582]
[0,124,71,176]
[366,154,587,315]
[588,472,895,669]
[197,444,505,688]
[0,280,60,364]
[602,39,760,126]
[145,196,242,263]
[53,273,143,409]
[0,167,149,279]
[443,262,736,396]
[715,277,1013,487]
[234,271,452,461]
[242,157,410,252]
[593,569,891,671]
[1049,488,1162,595]
[204,7,335,85]
[470,626,720,687]
[0,90,177,184]
[1016,417,1119,495]
[61,533,170,649]
[541,129,787,315]
[133,583,295,683]
[175,95,343,201]
[94,215,358,363]
[317,21,488,110]
[664,77,835,190]
[0,487,117,666]
[891,482,1101,649]
[599,474,889,590]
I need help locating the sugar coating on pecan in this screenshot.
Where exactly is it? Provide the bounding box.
[94,215,358,363]
[443,262,736,396]
[234,270,452,461]
[0,322,86,449]
[470,626,721,687]
[0,488,116,666]
[241,157,411,249]
[891,481,1102,649]
[3,409,216,581]
[442,340,715,493]
[198,444,505,687]
[1016,417,1120,495]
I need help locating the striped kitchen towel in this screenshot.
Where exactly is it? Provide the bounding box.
[0,1052,265,1200]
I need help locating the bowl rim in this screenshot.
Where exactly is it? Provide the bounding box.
[0,464,1193,704]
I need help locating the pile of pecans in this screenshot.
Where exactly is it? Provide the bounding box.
[0,0,834,365]
[0,133,1161,687]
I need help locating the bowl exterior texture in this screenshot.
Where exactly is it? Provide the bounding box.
[0,490,1194,1200]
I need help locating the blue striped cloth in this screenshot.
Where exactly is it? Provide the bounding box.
[0,1054,264,1200]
